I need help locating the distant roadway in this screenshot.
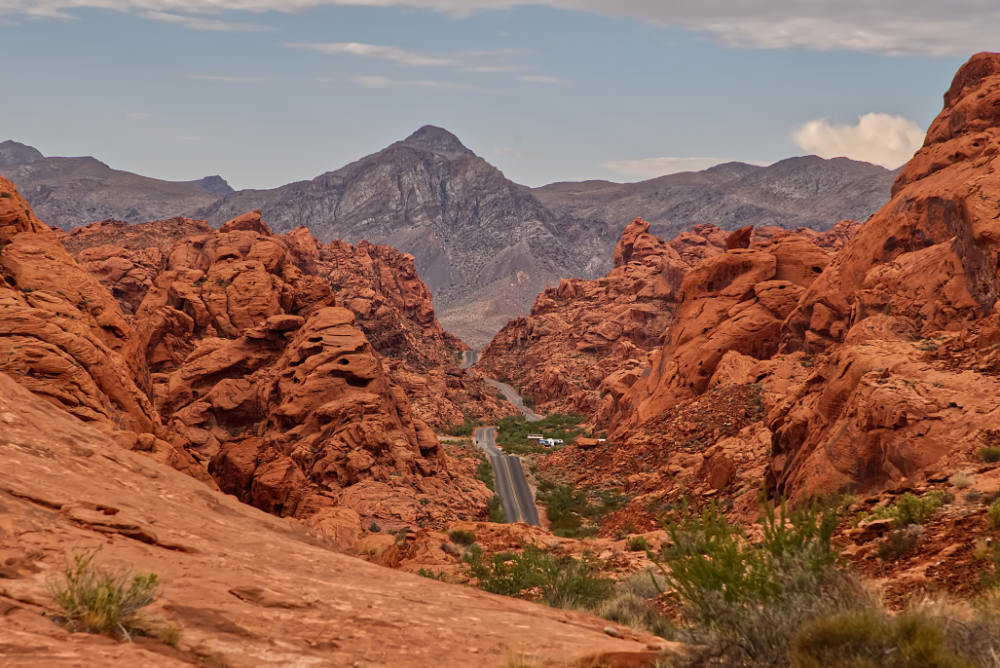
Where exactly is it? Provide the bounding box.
[462,349,541,525]
[474,426,540,526]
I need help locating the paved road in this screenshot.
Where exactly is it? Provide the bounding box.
[475,426,540,526]
[461,349,543,422]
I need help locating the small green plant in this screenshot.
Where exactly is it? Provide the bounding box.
[626,536,650,552]
[476,456,496,492]
[989,498,1000,529]
[448,529,476,546]
[215,278,230,288]
[487,495,506,523]
[0,191,11,198]
[650,499,870,666]
[790,610,974,668]
[49,548,159,641]
[368,522,381,533]
[888,492,943,527]
[463,545,613,610]
[417,568,447,582]
[978,446,1000,463]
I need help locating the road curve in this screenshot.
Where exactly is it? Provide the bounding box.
[461,349,543,422]
[475,426,540,526]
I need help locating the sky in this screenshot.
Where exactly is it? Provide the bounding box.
[0,1,989,190]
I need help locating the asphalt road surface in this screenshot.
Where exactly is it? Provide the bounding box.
[461,350,543,422]
[475,426,540,526]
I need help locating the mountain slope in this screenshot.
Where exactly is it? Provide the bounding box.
[533,156,897,241]
[0,142,230,229]
[199,126,617,346]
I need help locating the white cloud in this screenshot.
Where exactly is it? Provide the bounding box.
[2,1,999,55]
[602,156,747,179]
[286,41,458,67]
[188,73,270,83]
[348,75,485,92]
[142,10,271,31]
[792,112,924,168]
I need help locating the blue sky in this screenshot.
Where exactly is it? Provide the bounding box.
[0,1,983,189]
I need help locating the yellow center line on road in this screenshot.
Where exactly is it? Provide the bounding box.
[501,452,524,523]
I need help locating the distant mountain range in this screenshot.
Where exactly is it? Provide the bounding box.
[0,140,231,229]
[0,131,897,346]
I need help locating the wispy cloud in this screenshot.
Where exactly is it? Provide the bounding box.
[125,111,152,120]
[602,156,754,179]
[287,41,457,67]
[3,1,997,56]
[348,75,486,92]
[792,112,924,168]
[188,74,270,84]
[142,10,272,32]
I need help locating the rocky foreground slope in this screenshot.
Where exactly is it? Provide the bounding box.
[0,373,664,667]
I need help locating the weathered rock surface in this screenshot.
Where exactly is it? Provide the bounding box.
[477,219,727,415]
[64,211,505,526]
[0,372,663,667]
[605,52,1000,502]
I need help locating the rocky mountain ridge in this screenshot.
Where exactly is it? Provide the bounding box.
[1,130,895,347]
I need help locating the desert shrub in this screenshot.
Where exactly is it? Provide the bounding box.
[652,500,872,666]
[463,545,612,610]
[978,446,1000,463]
[595,569,675,639]
[626,536,650,552]
[950,472,974,490]
[536,480,623,539]
[487,495,506,523]
[522,395,536,410]
[495,413,587,453]
[889,492,944,527]
[417,568,447,581]
[445,415,480,437]
[989,499,1000,529]
[476,457,495,492]
[368,522,381,532]
[49,549,159,641]
[790,610,973,668]
[876,525,925,561]
[448,529,476,546]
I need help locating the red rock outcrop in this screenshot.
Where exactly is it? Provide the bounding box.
[0,177,205,479]
[605,52,1000,503]
[64,211,501,528]
[476,219,727,415]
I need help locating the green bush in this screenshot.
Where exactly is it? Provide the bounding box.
[463,545,612,610]
[495,413,587,453]
[448,529,476,546]
[535,480,623,538]
[476,457,496,492]
[876,525,924,561]
[790,610,973,668]
[988,499,1000,530]
[445,415,480,437]
[888,492,943,527]
[652,500,871,666]
[595,570,674,639]
[49,549,159,641]
[626,536,650,552]
[978,446,1000,463]
[487,495,506,523]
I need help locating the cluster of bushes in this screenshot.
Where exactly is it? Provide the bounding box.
[495,413,587,454]
[463,545,613,609]
[535,479,624,539]
[644,498,1000,667]
[444,414,482,437]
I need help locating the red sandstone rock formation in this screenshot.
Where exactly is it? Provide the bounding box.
[62,211,504,529]
[605,52,1000,502]
[476,218,727,415]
